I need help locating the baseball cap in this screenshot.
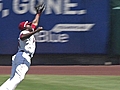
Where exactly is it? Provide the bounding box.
[18,21,32,30]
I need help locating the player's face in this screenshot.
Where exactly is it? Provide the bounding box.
[25,25,33,32]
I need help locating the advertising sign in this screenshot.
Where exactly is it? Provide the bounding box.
[0,0,109,54]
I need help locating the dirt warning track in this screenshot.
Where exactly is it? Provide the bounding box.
[0,65,120,75]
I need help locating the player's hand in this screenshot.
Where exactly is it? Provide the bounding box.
[35,3,46,14]
[35,27,43,32]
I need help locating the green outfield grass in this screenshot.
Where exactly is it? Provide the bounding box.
[0,75,120,90]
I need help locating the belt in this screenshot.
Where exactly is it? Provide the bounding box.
[19,50,32,58]
[20,50,24,52]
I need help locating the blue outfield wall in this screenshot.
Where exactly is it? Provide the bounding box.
[0,0,110,54]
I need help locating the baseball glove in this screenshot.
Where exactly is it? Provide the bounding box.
[35,3,46,14]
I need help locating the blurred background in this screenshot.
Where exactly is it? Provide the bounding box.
[0,0,120,66]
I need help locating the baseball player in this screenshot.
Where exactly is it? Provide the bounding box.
[0,3,45,90]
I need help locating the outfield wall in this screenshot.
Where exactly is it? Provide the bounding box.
[0,54,120,66]
[1,1,120,65]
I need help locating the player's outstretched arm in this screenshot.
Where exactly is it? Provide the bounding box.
[20,27,43,41]
[32,3,45,26]
[32,14,40,26]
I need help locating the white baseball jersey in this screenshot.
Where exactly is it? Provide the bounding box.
[18,30,36,57]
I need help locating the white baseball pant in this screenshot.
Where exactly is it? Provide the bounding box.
[0,52,31,90]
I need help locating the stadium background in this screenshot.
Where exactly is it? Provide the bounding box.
[0,0,120,66]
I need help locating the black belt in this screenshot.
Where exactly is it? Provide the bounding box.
[19,50,32,57]
[20,50,24,52]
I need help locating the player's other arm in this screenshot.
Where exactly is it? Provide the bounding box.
[20,27,43,41]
